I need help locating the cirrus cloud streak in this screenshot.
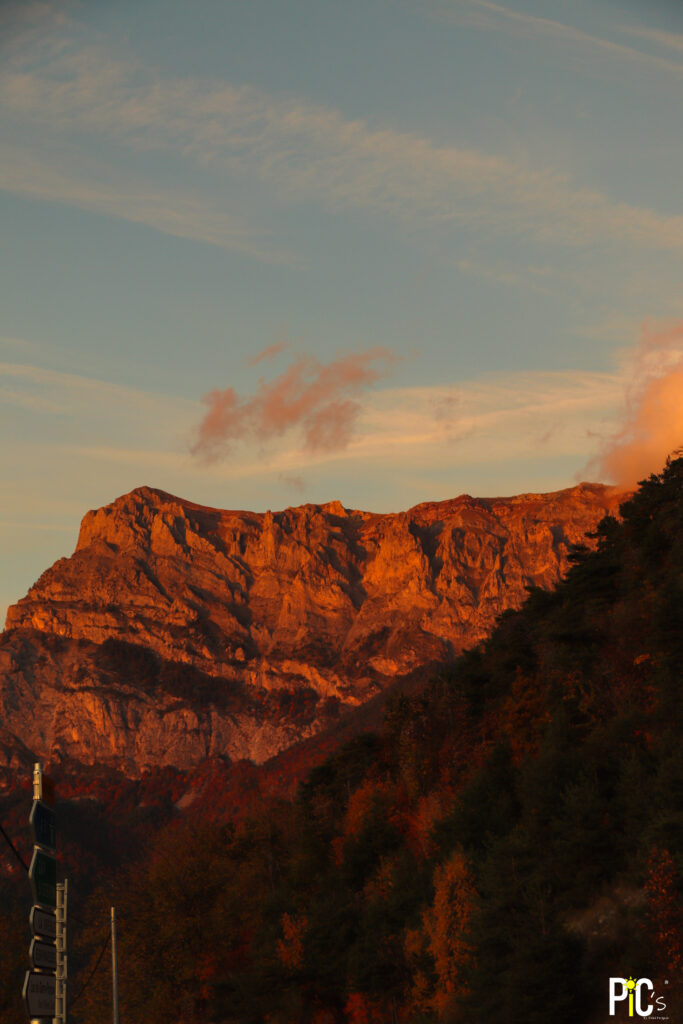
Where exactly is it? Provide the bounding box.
[2,23,683,255]
[437,0,683,78]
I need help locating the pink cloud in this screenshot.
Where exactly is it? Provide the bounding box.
[247,341,286,366]
[584,321,683,489]
[192,347,396,460]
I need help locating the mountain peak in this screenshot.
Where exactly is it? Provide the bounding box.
[2,481,623,776]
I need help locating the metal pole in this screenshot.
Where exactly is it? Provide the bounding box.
[31,760,44,1024]
[111,907,120,1024]
[54,880,67,1024]
[33,761,43,802]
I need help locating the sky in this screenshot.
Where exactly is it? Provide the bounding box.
[1,0,682,622]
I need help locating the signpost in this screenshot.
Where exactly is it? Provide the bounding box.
[29,939,58,973]
[55,881,67,1024]
[30,907,57,942]
[30,801,56,852]
[22,972,57,1018]
[24,762,65,1024]
[29,848,57,909]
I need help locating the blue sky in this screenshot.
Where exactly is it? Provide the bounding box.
[1,0,682,620]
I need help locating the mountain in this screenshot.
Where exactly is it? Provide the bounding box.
[0,482,621,779]
[62,457,682,1024]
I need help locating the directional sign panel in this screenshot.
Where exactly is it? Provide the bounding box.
[23,971,56,1018]
[30,906,57,941]
[30,800,56,852]
[30,937,57,972]
[29,848,57,909]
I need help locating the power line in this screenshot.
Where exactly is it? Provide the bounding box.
[3,803,118,1013]
[2,810,115,1012]
[68,932,111,1011]
[2,811,114,937]
[0,818,29,872]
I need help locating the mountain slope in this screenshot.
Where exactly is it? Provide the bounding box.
[66,457,682,1024]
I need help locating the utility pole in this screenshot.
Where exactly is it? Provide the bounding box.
[111,906,120,1024]
[24,761,61,1024]
[55,880,68,1024]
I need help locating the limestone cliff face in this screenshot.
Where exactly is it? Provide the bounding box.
[1,483,621,776]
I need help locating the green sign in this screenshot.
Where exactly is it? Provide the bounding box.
[29,848,57,909]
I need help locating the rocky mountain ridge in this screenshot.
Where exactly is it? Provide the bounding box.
[0,482,622,777]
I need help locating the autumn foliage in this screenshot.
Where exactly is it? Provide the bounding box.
[1,457,681,1024]
[645,847,682,977]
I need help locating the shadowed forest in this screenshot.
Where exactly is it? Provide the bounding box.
[1,458,682,1023]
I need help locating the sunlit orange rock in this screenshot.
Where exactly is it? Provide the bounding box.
[1,482,622,776]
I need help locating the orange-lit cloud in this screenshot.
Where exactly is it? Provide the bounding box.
[584,321,683,489]
[192,348,396,460]
[248,341,286,366]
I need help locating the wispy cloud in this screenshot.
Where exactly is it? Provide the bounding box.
[0,142,294,262]
[0,361,200,453]
[0,0,72,57]
[21,364,623,479]
[2,22,683,254]
[345,369,625,467]
[435,0,683,77]
[9,358,625,474]
[457,257,554,293]
[191,349,398,460]
[0,386,68,414]
[0,335,46,356]
[0,361,193,406]
[619,25,683,55]
[248,342,287,366]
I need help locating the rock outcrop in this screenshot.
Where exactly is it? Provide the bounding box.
[1,483,622,776]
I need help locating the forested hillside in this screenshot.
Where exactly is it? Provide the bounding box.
[4,458,682,1024]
